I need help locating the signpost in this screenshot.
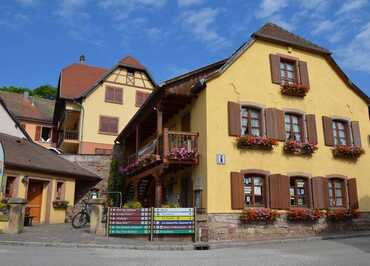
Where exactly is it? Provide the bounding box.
[108,208,151,235]
[0,142,5,198]
[153,208,194,235]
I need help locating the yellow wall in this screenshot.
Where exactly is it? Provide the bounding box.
[203,40,370,213]
[81,67,154,146]
[4,170,75,224]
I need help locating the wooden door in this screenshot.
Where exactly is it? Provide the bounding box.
[27,181,44,223]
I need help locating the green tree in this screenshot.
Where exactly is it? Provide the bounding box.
[0,86,31,95]
[32,85,57,100]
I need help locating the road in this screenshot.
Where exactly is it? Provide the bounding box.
[0,236,369,266]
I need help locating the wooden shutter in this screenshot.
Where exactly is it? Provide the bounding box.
[136,91,149,107]
[322,116,334,146]
[35,126,41,141]
[269,174,290,209]
[269,54,281,84]
[298,61,310,88]
[311,177,329,209]
[230,172,244,210]
[306,114,318,144]
[347,178,359,210]
[351,121,362,148]
[228,101,241,136]
[306,178,313,208]
[105,87,114,101]
[265,108,285,141]
[115,87,123,104]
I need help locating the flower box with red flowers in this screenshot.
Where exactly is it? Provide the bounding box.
[281,83,309,97]
[332,145,364,159]
[287,208,323,222]
[168,147,197,161]
[283,140,318,155]
[326,208,360,222]
[236,135,278,150]
[241,208,280,224]
[120,154,161,175]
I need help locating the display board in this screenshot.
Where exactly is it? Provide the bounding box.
[153,208,194,235]
[108,208,151,235]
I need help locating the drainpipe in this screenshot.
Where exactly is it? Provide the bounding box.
[73,100,85,154]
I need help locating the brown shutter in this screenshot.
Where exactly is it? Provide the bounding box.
[311,177,329,209]
[298,61,310,88]
[105,87,114,101]
[306,114,318,145]
[228,101,241,136]
[269,174,290,209]
[265,108,285,141]
[269,54,281,84]
[230,172,244,210]
[35,126,41,141]
[351,121,362,148]
[347,178,359,210]
[322,116,334,146]
[306,178,313,208]
[115,88,123,104]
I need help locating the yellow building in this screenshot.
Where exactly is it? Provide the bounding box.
[115,23,370,224]
[54,55,156,155]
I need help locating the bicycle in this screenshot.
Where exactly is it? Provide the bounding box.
[71,199,90,229]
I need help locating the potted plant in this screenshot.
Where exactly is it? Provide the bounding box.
[287,208,323,222]
[281,83,309,97]
[52,200,69,209]
[236,135,278,150]
[332,145,364,159]
[283,140,318,155]
[123,200,142,209]
[168,147,196,160]
[326,208,360,222]
[240,208,280,224]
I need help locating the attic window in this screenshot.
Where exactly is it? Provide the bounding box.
[41,127,52,143]
[127,68,135,77]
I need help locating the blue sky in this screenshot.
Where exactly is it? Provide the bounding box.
[1,0,370,97]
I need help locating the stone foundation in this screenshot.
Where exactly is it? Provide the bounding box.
[205,212,370,241]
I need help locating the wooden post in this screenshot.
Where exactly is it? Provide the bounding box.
[163,128,169,161]
[157,108,163,136]
[135,126,139,156]
[154,177,163,208]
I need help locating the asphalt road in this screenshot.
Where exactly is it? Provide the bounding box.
[0,236,369,266]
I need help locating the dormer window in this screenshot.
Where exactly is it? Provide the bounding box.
[127,68,135,77]
[280,59,296,85]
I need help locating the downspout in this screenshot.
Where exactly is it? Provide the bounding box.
[73,100,85,154]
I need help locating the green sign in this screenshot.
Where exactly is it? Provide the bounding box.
[0,142,4,195]
[110,229,150,234]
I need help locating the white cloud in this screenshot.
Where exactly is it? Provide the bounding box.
[312,20,335,35]
[177,0,203,7]
[255,0,288,18]
[336,0,367,15]
[180,8,230,50]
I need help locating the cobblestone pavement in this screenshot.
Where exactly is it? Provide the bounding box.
[0,236,369,266]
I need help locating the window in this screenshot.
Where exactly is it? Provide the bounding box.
[290,177,308,207]
[105,86,123,104]
[328,178,344,207]
[99,116,119,134]
[332,120,348,146]
[55,182,65,201]
[127,68,135,77]
[244,175,265,207]
[95,148,112,155]
[280,59,297,85]
[241,107,262,136]
[135,91,150,107]
[41,127,52,143]
[5,176,16,198]
[285,113,303,141]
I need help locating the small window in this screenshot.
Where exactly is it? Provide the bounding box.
[5,176,17,198]
[285,113,303,142]
[244,175,265,207]
[41,127,52,143]
[99,116,119,134]
[135,91,150,107]
[95,148,112,155]
[55,182,64,201]
[290,177,308,207]
[127,68,135,77]
[328,178,345,207]
[332,120,349,146]
[105,86,123,104]
[280,59,296,85]
[241,106,262,137]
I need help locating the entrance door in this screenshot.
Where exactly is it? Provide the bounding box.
[27,180,44,223]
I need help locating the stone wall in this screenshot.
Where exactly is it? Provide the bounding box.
[205,212,370,241]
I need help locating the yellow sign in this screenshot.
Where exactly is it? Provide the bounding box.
[154,216,193,221]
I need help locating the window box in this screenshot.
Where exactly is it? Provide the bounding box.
[287,208,323,222]
[168,147,197,161]
[236,135,277,150]
[332,145,364,159]
[281,83,309,97]
[52,200,69,209]
[120,154,161,175]
[240,208,280,224]
[283,140,317,155]
[326,208,360,222]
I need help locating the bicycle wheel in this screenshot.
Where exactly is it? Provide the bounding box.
[72,211,89,229]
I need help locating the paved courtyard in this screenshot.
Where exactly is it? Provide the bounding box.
[0,236,369,266]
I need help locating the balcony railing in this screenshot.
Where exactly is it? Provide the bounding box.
[64,130,79,140]
[122,129,199,175]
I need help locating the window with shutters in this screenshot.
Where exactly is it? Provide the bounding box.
[280,59,297,85]
[5,176,16,198]
[55,182,65,201]
[105,86,123,104]
[244,175,266,207]
[241,106,262,137]
[285,113,303,142]
[332,120,349,146]
[328,178,345,207]
[135,91,150,107]
[99,116,119,135]
[290,177,308,207]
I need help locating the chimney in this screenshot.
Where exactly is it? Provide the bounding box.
[79,54,86,64]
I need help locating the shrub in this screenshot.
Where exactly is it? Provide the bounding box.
[241,208,280,223]
[123,201,142,209]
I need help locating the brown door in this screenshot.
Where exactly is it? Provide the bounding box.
[27,181,44,223]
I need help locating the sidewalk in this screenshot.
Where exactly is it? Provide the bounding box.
[0,224,370,250]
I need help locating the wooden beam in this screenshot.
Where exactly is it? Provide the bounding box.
[157,107,163,136]
[135,126,139,155]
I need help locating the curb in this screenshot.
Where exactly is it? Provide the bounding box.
[0,232,369,251]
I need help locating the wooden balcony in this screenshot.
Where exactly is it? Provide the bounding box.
[122,129,199,176]
[64,130,79,140]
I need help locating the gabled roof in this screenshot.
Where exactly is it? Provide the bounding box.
[0,91,55,124]
[0,132,101,181]
[252,23,331,55]
[119,56,146,70]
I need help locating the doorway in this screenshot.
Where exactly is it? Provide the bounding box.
[27,180,44,223]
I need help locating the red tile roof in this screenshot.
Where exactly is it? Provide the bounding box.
[119,56,146,70]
